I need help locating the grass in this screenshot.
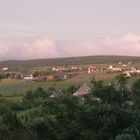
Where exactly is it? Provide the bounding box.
[0,73,140,101]
[0,79,22,86]
[0,72,118,96]
[128,75,140,85]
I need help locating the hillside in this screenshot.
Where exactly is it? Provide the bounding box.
[0,55,140,68]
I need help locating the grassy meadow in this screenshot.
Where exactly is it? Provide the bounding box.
[0,72,140,102]
[0,72,116,95]
[0,55,140,101]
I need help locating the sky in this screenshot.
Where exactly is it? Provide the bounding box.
[0,0,140,60]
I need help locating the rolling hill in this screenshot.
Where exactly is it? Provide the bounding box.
[0,55,140,68]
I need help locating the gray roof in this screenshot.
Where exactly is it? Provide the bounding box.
[73,83,91,96]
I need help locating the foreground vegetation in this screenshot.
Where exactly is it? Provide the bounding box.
[1,75,140,139]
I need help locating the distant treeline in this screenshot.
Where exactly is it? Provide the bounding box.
[0,55,140,68]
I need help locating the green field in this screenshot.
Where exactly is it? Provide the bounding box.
[0,55,139,100]
[0,72,115,96]
[0,72,140,100]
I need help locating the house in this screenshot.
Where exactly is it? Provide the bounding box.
[2,67,9,72]
[136,70,140,73]
[47,75,54,81]
[118,62,122,65]
[128,61,133,65]
[123,67,140,77]
[130,67,137,72]
[88,65,97,74]
[52,67,66,72]
[73,83,91,96]
[113,68,122,72]
[122,64,127,67]
[33,75,54,81]
[23,74,33,80]
[123,71,131,77]
[54,73,68,81]
[107,65,122,72]
[71,66,78,70]
[108,65,114,70]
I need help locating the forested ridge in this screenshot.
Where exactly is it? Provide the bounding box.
[0,55,140,67]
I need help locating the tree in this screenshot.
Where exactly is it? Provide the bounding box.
[115,74,129,100]
[23,90,34,108]
[33,71,39,78]
[115,134,136,140]
[2,112,20,130]
[115,74,128,92]
[34,87,47,98]
[91,79,104,90]
[67,85,77,94]
[132,79,140,108]
[0,103,10,115]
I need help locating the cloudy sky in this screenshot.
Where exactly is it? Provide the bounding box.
[0,0,140,60]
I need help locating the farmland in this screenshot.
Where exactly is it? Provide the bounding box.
[0,55,139,99]
[1,55,140,140]
[0,72,114,95]
[0,72,140,99]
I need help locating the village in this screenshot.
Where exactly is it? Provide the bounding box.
[0,61,140,82]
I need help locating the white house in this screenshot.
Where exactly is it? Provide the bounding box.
[108,65,114,70]
[2,67,9,72]
[23,74,33,80]
[107,65,122,72]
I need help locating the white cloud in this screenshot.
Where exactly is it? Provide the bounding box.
[23,38,59,59]
[121,33,140,42]
[62,33,140,57]
[0,43,10,57]
[0,37,59,60]
[0,33,140,60]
